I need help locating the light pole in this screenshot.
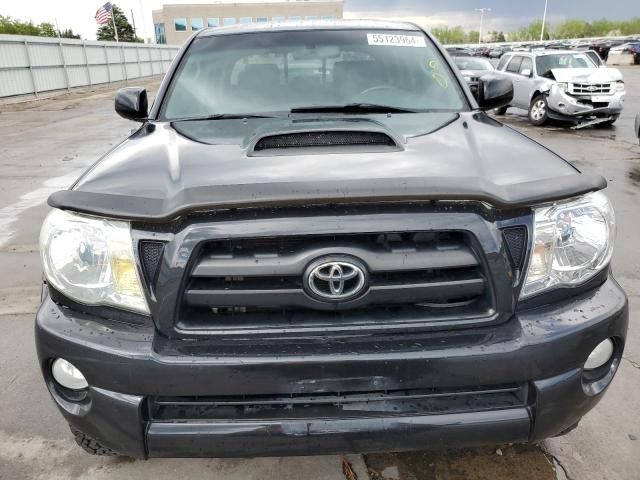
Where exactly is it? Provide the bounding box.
[475,8,491,45]
[540,0,549,42]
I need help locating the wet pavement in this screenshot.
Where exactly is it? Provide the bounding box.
[0,67,639,479]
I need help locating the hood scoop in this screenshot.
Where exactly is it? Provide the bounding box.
[249,127,401,156]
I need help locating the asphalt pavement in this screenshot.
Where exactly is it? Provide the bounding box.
[0,67,639,480]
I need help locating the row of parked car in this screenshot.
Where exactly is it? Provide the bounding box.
[447,37,640,64]
[452,49,626,129]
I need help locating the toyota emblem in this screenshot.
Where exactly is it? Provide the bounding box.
[304,257,368,302]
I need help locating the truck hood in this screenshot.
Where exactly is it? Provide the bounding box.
[550,67,623,83]
[49,112,605,221]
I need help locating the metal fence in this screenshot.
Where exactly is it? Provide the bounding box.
[0,35,181,99]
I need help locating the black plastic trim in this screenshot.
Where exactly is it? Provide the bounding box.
[48,174,606,222]
[48,286,151,326]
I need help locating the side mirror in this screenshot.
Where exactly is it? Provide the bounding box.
[115,87,148,121]
[476,74,514,111]
[521,68,532,77]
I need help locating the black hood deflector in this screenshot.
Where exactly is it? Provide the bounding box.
[49,174,605,222]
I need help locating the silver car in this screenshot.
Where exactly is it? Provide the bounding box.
[493,50,625,127]
[453,56,495,98]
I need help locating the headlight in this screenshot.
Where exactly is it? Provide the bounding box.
[40,209,149,314]
[556,82,568,93]
[615,81,625,92]
[521,191,615,299]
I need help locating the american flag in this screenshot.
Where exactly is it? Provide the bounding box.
[95,2,113,25]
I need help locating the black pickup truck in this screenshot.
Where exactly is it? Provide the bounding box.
[36,21,627,458]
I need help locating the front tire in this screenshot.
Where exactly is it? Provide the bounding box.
[529,95,549,126]
[70,426,118,456]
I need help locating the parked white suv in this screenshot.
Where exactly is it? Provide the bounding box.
[493,50,625,128]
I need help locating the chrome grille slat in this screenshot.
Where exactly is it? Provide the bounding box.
[569,82,614,95]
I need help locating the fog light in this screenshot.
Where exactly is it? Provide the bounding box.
[584,339,614,370]
[51,358,88,390]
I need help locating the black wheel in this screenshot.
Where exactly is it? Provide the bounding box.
[595,115,619,128]
[529,95,549,126]
[493,105,508,115]
[70,425,118,456]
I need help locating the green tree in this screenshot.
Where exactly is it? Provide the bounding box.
[38,22,57,37]
[60,28,81,39]
[619,17,640,35]
[0,15,41,35]
[431,26,466,44]
[590,19,619,36]
[553,19,591,39]
[96,4,141,42]
[466,30,480,43]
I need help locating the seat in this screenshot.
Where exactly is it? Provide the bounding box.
[237,64,281,92]
[332,60,382,101]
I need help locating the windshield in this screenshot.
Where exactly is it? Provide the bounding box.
[454,57,494,71]
[161,29,466,120]
[535,53,597,75]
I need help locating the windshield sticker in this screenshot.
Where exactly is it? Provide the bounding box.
[367,33,427,48]
[428,59,449,89]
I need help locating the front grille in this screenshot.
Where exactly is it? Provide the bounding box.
[569,82,614,95]
[178,231,494,333]
[254,131,396,151]
[149,384,527,421]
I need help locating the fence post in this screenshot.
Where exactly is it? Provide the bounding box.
[149,46,156,75]
[104,44,111,84]
[23,39,39,98]
[120,44,128,84]
[82,40,92,88]
[135,44,141,78]
[58,38,71,91]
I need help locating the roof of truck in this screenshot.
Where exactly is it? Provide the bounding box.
[197,19,422,37]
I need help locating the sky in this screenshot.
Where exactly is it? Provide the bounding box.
[0,0,636,42]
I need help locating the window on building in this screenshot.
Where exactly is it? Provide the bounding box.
[305,16,318,20]
[321,16,335,20]
[289,16,302,21]
[174,18,187,31]
[191,18,203,31]
[223,17,237,26]
[256,17,268,23]
[240,17,252,24]
[154,23,166,44]
[207,18,220,28]
[272,16,285,22]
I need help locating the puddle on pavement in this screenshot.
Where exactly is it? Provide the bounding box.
[0,172,78,248]
[364,445,557,480]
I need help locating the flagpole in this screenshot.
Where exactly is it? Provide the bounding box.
[111,5,119,42]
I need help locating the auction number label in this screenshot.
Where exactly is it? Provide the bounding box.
[367,33,427,48]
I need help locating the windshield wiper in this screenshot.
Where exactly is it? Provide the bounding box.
[170,113,278,122]
[290,103,419,114]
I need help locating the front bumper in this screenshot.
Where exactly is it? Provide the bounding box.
[547,86,625,120]
[35,277,628,458]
